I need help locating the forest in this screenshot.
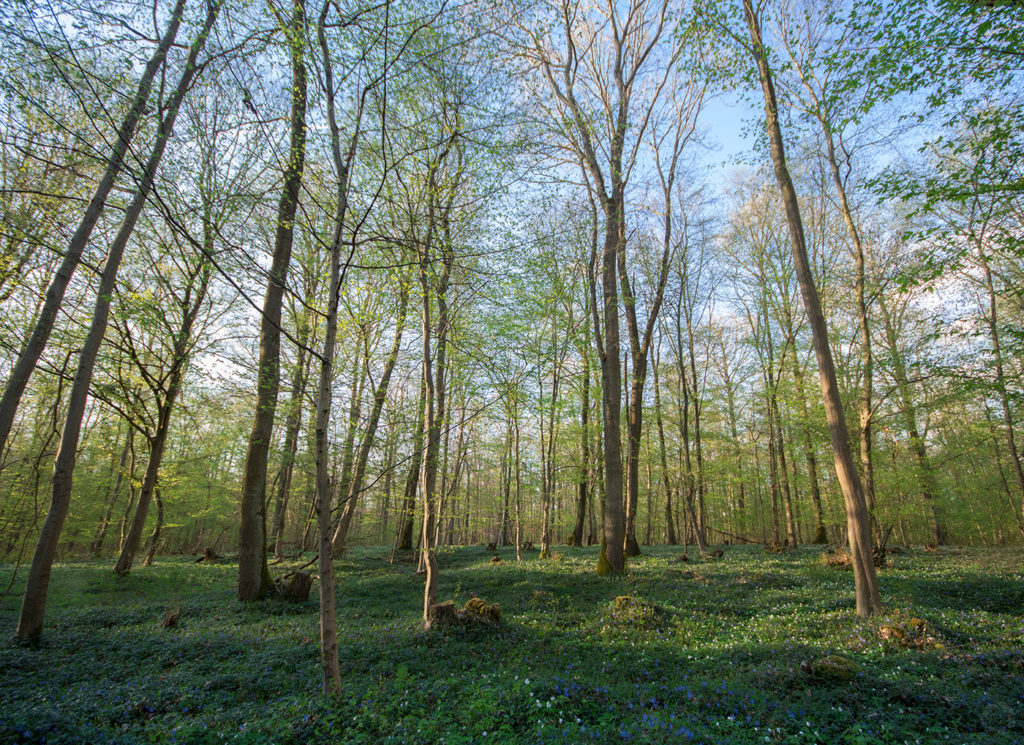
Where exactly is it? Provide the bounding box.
[0,0,1022,741]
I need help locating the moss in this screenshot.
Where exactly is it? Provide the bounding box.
[462,597,501,624]
[600,595,672,635]
[878,614,944,649]
[596,542,612,576]
[810,655,861,682]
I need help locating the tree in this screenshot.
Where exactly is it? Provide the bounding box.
[736,0,881,614]
[521,0,679,575]
[237,0,308,602]
[16,0,223,640]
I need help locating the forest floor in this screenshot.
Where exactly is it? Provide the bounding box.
[0,544,1022,744]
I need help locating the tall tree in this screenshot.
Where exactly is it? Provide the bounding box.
[16,0,223,640]
[237,0,308,602]
[736,0,881,615]
[523,0,678,575]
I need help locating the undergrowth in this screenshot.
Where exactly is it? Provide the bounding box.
[0,545,1021,744]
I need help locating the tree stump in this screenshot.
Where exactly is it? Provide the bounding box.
[274,572,312,602]
[426,601,456,628]
[161,608,180,629]
[195,547,221,563]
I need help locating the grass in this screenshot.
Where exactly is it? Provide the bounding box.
[0,544,1022,744]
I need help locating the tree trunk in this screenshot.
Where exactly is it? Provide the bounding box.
[141,487,163,567]
[978,242,1024,536]
[238,0,307,602]
[114,419,170,577]
[788,344,827,543]
[568,351,590,546]
[15,3,220,641]
[311,0,364,690]
[687,324,708,546]
[379,422,398,543]
[743,0,880,615]
[617,224,672,556]
[514,408,523,562]
[595,199,626,575]
[91,428,132,556]
[115,261,209,577]
[419,135,455,622]
[331,342,367,542]
[333,289,409,552]
[877,292,943,544]
[498,422,511,546]
[816,118,877,540]
[717,333,746,535]
[419,264,441,624]
[270,312,312,557]
[393,376,425,554]
[653,347,677,544]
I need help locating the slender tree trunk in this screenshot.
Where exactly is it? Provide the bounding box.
[313,249,342,697]
[674,302,706,551]
[238,0,307,602]
[420,269,441,623]
[331,343,367,540]
[270,314,311,557]
[653,347,677,544]
[618,224,672,556]
[141,487,163,567]
[569,351,590,546]
[379,423,397,543]
[311,0,362,690]
[765,393,782,545]
[498,422,511,546]
[877,292,943,544]
[675,330,707,554]
[514,407,522,562]
[0,0,186,458]
[91,428,132,556]
[770,384,797,547]
[115,263,209,577]
[984,404,1024,539]
[15,3,220,640]
[623,369,643,557]
[539,338,562,558]
[419,135,455,621]
[333,289,409,552]
[789,344,827,543]
[687,323,708,545]
[978,243,1024,533]
[718,334,746,534]
[815,118,877,539]
[114,414,170,576]
[117,446,138,554]
[742,0,880,615]
[394,377,425,554]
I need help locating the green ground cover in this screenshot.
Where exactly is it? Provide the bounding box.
[1,545,1021,744]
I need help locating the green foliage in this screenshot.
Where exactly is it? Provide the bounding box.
[1,545,1022,743]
